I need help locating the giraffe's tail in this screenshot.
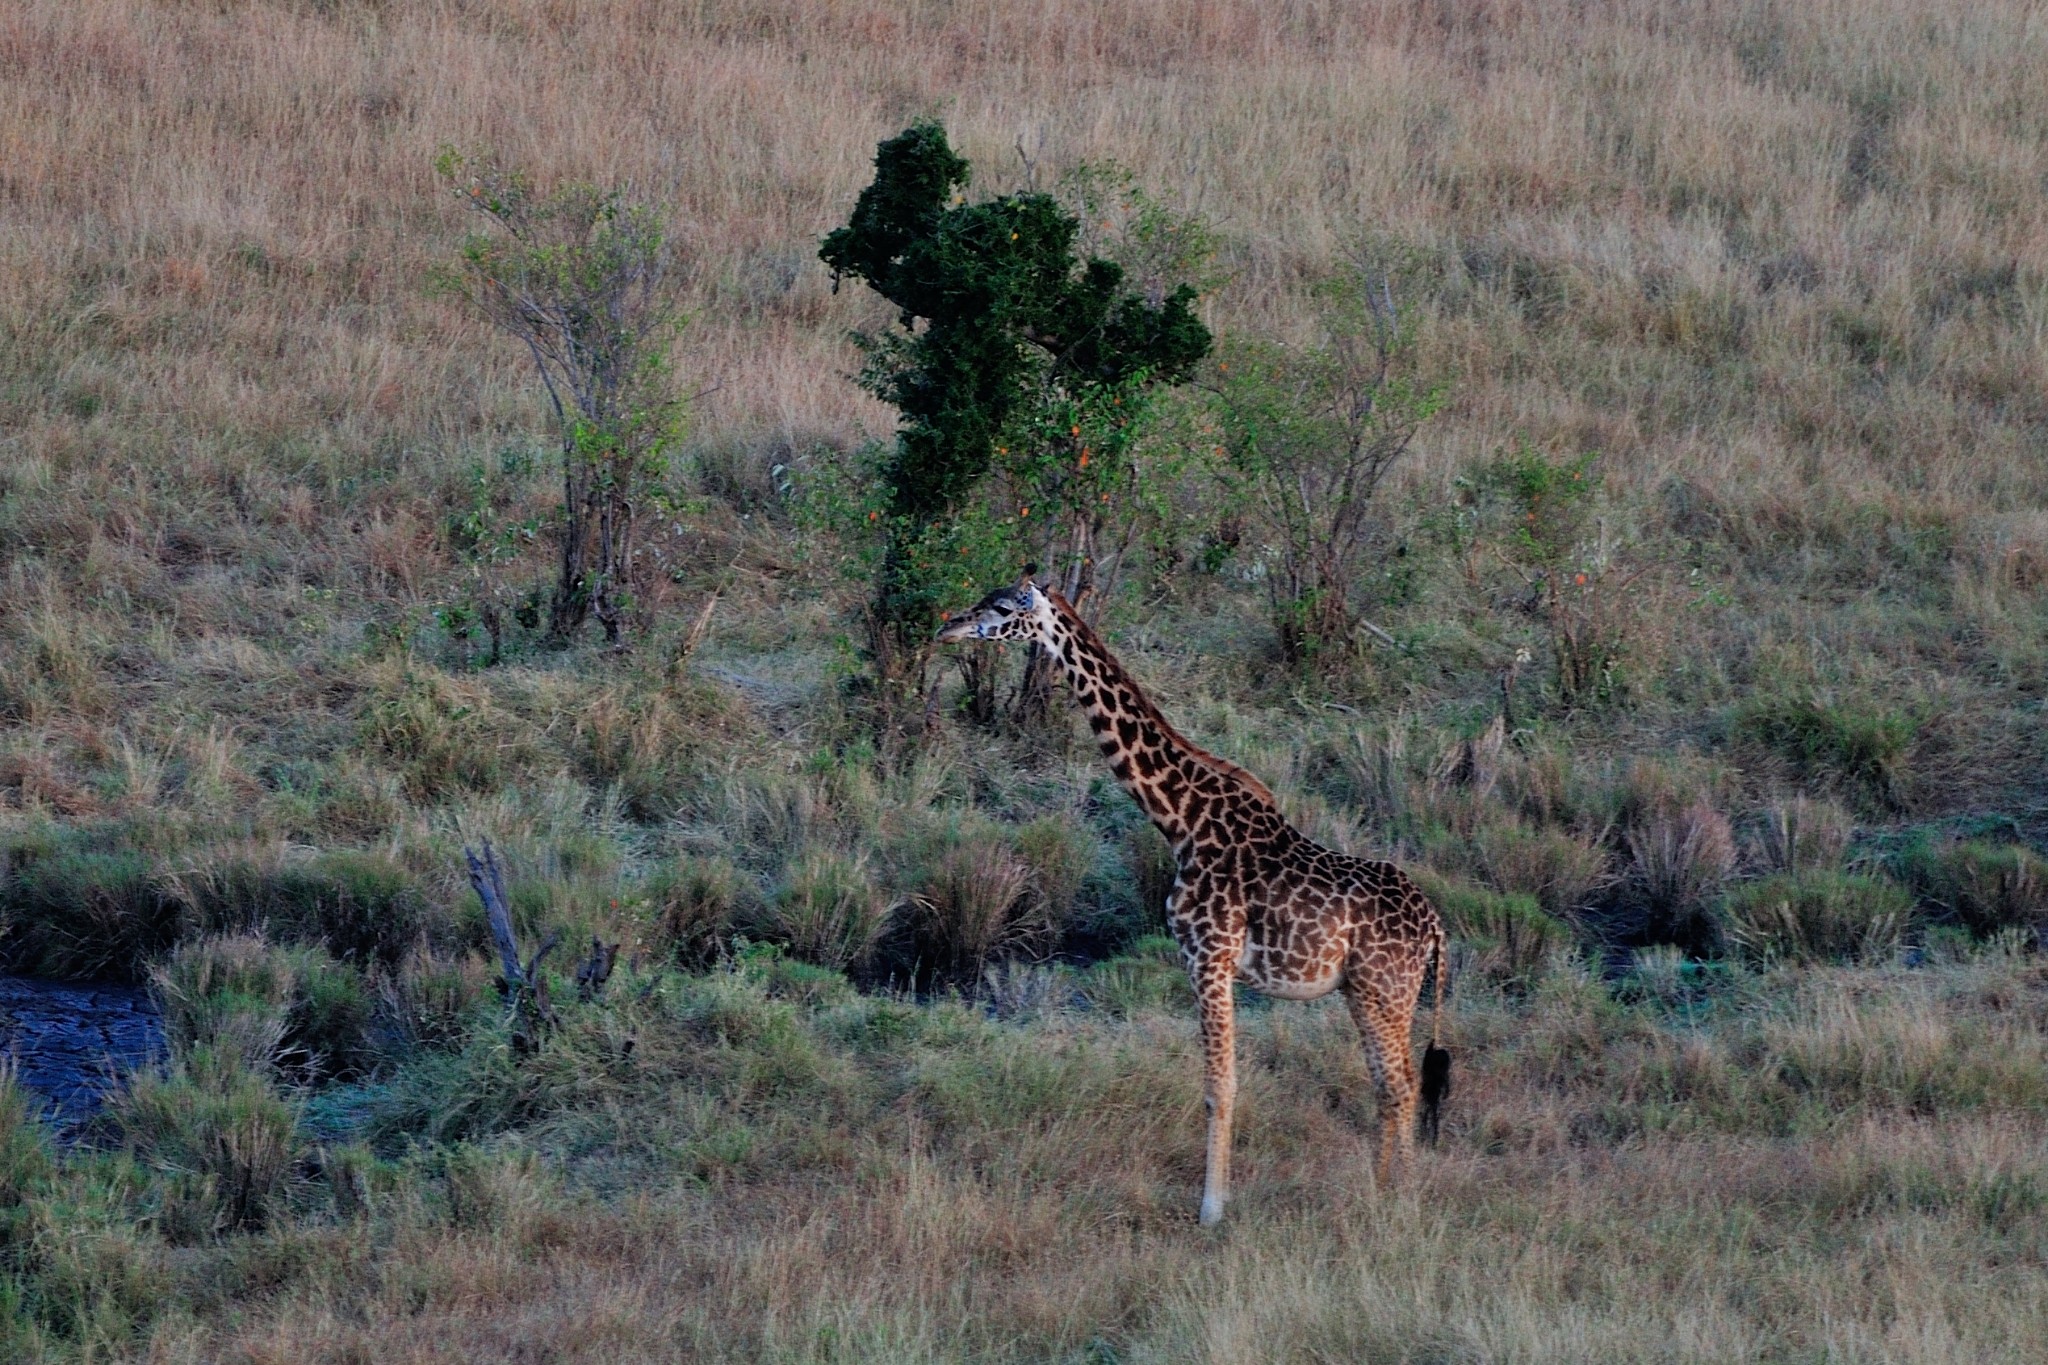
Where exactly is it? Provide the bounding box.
[1419,925,1451,1147]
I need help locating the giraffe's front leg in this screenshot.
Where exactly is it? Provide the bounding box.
[1188,945,1240,1226]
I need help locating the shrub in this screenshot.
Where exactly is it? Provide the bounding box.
[1617,799,1738,951]
[286,948,376,1081]
[1413,871,1572,990]
[375,944,495,1053]
[2,840,181,980]
[644,856,755,968]
[152,935,377,1081]
[816,121,1210,705]
[1013,815,1095,942]
[1749,796,1856,874]
[1215,260,1445,667]
[171,847,423,968]
[1891,839,2048,942]
[0,1069,51,1232]
[151,935,294,1074]
[1719,871,1913,965]
[1457,820,1612,924]
[1735,693,1915,808]
[761,848,894,973]
[1123,823,1178,931]
[110,1048,300,1240]
[437,150,687,647]
[913,825,1035,979]
[1077,935,1189,1017]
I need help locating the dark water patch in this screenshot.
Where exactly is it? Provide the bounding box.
[0,975,165,1135]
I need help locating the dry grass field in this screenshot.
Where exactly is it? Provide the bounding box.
[4,0,2048,1360]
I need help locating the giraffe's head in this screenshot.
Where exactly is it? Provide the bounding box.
[934,567,1054,645]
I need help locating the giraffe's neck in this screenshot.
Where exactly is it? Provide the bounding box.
[1039,597,1280,859]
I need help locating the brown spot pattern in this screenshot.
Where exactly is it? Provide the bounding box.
[936,581,1451,1225]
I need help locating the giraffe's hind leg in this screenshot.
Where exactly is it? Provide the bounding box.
[1341,970,1422,1187]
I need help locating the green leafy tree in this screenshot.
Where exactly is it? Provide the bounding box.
[819,123,1211,717]
[436,151,685,648]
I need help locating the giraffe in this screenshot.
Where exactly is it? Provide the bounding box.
[938,570,1451,1226]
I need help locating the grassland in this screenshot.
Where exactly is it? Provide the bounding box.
[3,0,2048,1359]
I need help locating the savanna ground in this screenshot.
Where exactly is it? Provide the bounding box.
[3,1,2048,1360]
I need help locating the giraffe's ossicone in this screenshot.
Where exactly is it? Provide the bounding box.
[938,571,1451,1226]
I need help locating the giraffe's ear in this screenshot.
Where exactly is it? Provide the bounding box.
[1015,562,1038,593]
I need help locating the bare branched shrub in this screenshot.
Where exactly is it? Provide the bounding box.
[436,151,686,648]
[1216,259,1444,668]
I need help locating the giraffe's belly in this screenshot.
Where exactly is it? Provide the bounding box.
[1235,940,1343,1001]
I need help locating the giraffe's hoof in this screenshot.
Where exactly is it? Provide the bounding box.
[1198,1194,1226,1227]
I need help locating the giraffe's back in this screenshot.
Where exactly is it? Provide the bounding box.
[1225,836,1442,1001]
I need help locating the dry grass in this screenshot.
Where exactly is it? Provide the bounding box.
[5,1,2048,1359]
[3,952,2045,1361]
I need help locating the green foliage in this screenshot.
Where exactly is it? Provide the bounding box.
[0,1070,52,1234]
[1889,838,2048,941]
[1215,259,1446,667]
[1413,871,1572,990]
[1,831,180,980]
[759,847,895,973]
[1734,692,1916,808]
[1077,935,1191,1017]
[110,1047,300,1240]
[818,122,1211,684]
[153,936,378,1083]
[643,856,756,968]
[1464,445,1643,706]
[436,149,687,647]
[173,847,423,968]
[1719,871,1914,965]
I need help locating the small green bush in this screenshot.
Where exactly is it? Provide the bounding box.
[1719,871,1914,965]
[152,936,377,1081]
[379,945,495,1053]
[1450,819,1611,924]
[1617,799,1737,951]
[111,1047,300,1240]
[286,948,376,1081]
[1890,839,2048,941]
[1735,693,1915,808]
[1413,871,1572,990]
[644,856,755,968]
[1750,796,1856,874]
[1077,935,1189,1017]
[760,847,894,973]
[1014,815,1095,942]
[171,847,424,968]
[2,839,181,980]
[0,1069,52,1233]
[151,935,294,1074]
